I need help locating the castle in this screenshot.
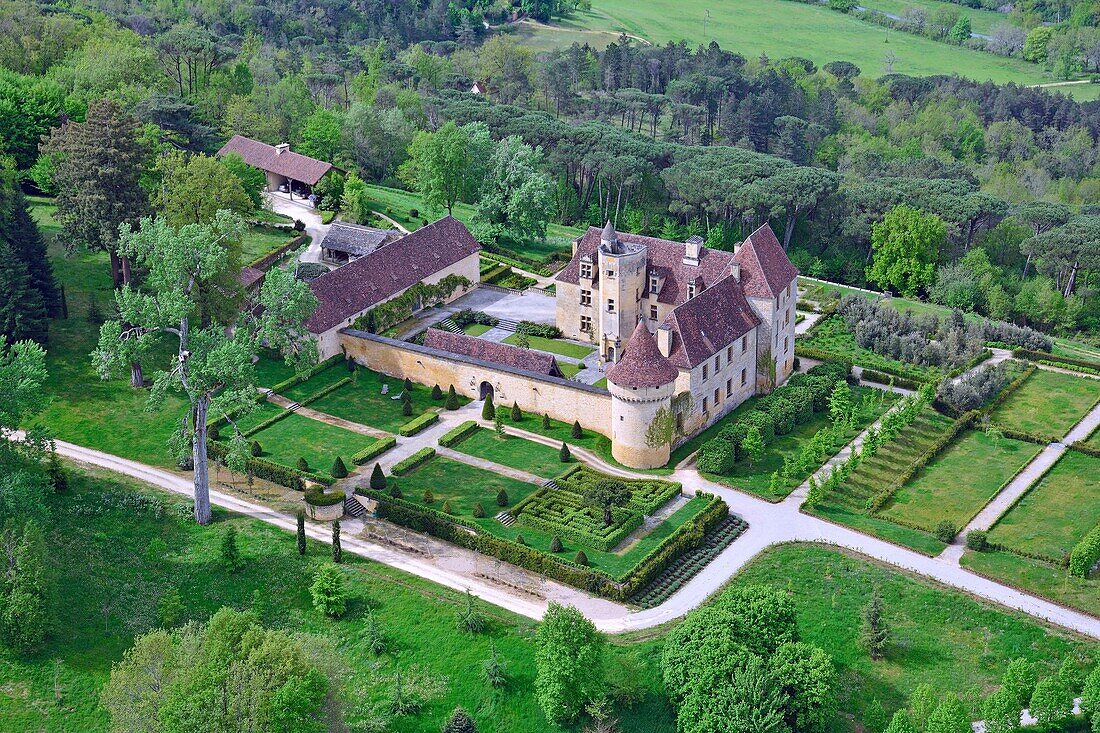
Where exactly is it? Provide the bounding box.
[554,222,799,468]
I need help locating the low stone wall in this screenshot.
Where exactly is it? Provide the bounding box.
[339,329,613,436]
[304,497,344,521]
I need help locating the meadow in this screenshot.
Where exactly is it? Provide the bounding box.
[989,369,1100,440]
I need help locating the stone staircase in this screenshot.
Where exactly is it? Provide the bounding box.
[495,318,520,333]
[344,495,366,518]
[286,402,301,411]
[436,318,462,334]
[494,511,516,527]
[543,478,560,490]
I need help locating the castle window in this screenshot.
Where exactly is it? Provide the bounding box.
[580,262,592,278]
[650,305,658,320]
[580,315,592,332]
[727,346,733,361]
[714,388,720,404]
[649,273,659,293]
[740,368,747,386]
[606,268,615,277]
[714,355,720,372]
[580,289,592,306]
[607,299,615,313]
[741,335,748,352]
[702,396,709,413]
[784,336,789,353]
[702,363,708,380]
[726,378,732,396]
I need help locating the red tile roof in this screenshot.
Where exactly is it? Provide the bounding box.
[557,227,736,306]
[306,216,480,333]
[732,224,799,298]
[217,135,335,186]
[608,320,679,389]
[424,329,564,377]
[238,266,266,290]
[663,274,760,369]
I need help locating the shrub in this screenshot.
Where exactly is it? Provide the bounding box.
[352,436,397,465]
[571,420,583,439]
[402,400,413,416]
[937,361,1008,413]
[550,536,563,552]
[389,485,403,499]
[250,440,262,457]
[310,564,348,618]
[221,526,245,573]
[574,551,588,566]
[304,488,345,507]
[760,398,797,435]
[482,393,496,420]
[559,442,571,462]
[965,530,989,552]
[697,439,736,475]
[392,447,435,476]
[934,520,957,543]
[439,421,479,447]
[441,500,452,513]
[369,463,387,490]
[496,489,509,507]
[473,502,486,518]
[516,321,560,339]
[510,401,522,421]
[431,384,443,400]
[296,457,309,472]
[741,410,776,443]
[445,385,460,410]
[399,411,438,436]
[331,456,348,479]
[1068,524,1100,578]
[403,377,413,392]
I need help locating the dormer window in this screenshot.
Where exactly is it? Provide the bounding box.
[580,261,593,279]
[649,273,659,293]
[687,282,697,299]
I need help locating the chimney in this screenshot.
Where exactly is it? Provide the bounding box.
[683,235,702,267]
[731,262,741,282]
[656,324,672,357]
[275,143,290,155]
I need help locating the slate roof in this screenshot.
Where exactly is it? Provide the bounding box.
[557,227,736,306]
[607,320,679,389]
[662,274,761,369]
[732,224,800,298]
[424,330,564,378]
[217,135,335,185]
[306,216,480,334]
[321,222,401,257]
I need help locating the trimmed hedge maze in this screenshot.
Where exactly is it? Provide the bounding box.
[554,465,681,516]
[512,486,642,552]
[630,515,748,609]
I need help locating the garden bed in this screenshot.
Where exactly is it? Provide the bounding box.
[241,412,370,480]
[797,315,938,382]
[989,369,1100,441]
[294,366,458,433]
[448,426,571,478]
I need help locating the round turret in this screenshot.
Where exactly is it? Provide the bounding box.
[607,321,678,469]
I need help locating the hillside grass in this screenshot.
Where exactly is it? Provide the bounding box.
[551,0,1050,85]
[990,369,1100,440]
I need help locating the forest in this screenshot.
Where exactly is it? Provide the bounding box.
[0,0,1097,347]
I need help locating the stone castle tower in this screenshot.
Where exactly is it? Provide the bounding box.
[596,221,648,363]
[606,320,679,469]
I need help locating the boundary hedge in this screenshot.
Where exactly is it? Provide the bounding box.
[351,436,397,465]
[398,412,439,437]
[1012,348,1100,373]
[439,420,479,447]
[299,376,352,407]
[1068,523,1100,578]
[860,369,923,391]
[207,442,336,490]
[304,488,346,507]
[392,447,436,475]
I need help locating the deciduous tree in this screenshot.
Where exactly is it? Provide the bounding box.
[534,602,605,724]
[866,205,945,296]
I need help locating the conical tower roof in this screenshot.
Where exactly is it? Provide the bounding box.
[601,220,617,243]
[607,321,679,389]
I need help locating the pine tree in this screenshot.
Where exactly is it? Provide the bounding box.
[402,399,413,416]
[296,510,307,555]
[331,520,342,563]
[859,588,888,659]
[456,590,487,634]
[559,442,571,462]
[542,413,551,429]
[221,526,245,573]
[571,420,583,438]
[442,707,477,733]
[482,393,496,420]
[370,462,386,490]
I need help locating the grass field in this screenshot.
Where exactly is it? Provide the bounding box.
[701,387,899,501]
[363,184,580,263]
[857,0,1006,35]
[736,544,1088,728]
[247,412,372,474]
[450,427,573,479]
[291,366,452,433]
[502,333,595,360]
[239,224,295,263]
[987,450,1100,561]
[543,0,1051,86]
[0,467,674,733]
[880,430,1041,531]
[383,456,705,576]
[990,369,1100,440]
[961,548,1100,618]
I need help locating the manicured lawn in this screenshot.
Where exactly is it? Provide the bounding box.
[990,368,1100,440]
[362,184,580,264]
[554,0,1051,85]
[502,333,595,360]
[558,361,583,379]
[281,363,355,402]
[798,316,937,381]
[450,427,573,479]
[0,467,675,733]
[987,450,1100,561]
[293,366,457,433]
[734,544,1087,729]
[387,456,705,577]
[961,549,1099,618]
[247,412,371,474]
[230,400,286,434]
[462,323,492,336]
[880,430,1042,531]
[701,387,898,501]
[240,224,294,264]
[252,348,301,388]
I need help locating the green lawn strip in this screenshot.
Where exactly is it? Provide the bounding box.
[990,368,1100,440]
[810,502,948,555]
[558,361,582,379]
[593,377,608,389]
[451,427,572,479]
[701,387,898,501]
[294,367,456,433]
[389,456,706,576]
[880,431,1042,531]
[798,316,938,381]
[501,412,674,476]
[960,549,1100,618]
[501,333,595,360]
[247,412,371,475]
[231,400,286,435]
[240,224,295,263]
[462,323,492,336]
[0,467,674,732]
[735,544,1086,729]
[281,364,356,402]
[988,450,1100,561]
[855,0,1005,34]
[252,348,300,388]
